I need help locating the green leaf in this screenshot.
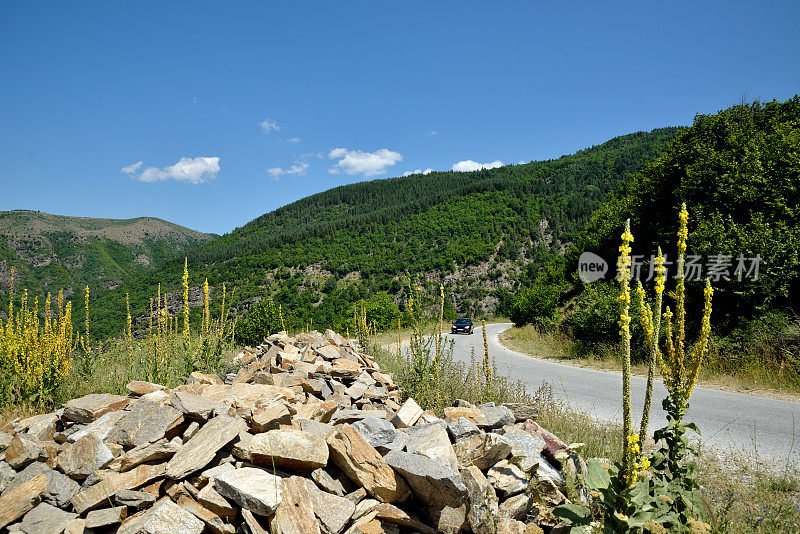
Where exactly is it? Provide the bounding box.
[584,458,612,491]
[554,503,592,525]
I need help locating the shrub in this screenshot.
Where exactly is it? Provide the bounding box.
[564,282,621,345]
[235,299,282,346]
[509,281,559,327]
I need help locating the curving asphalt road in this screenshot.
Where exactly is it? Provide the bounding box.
[442,323,800,464]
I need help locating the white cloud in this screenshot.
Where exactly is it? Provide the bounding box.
[327,148,403,177]
[430,130,439,136]
[259,118,280,134]
[121,161,143,175]
[126,156,220,184]
[267,161,309,181]
[451,159,504,172]
[288,137,300,143]
[402,168,434,176]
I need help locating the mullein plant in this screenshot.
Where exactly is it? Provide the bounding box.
[555,204,714,533]
[0,268,75,405]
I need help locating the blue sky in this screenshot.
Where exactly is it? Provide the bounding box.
[1,2,798,234]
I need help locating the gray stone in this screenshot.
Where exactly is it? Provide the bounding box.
[352,417,396,449]
[166,415,247,480]
[486,460,528,497]
[329,408,387,425]
[67,410,125,443]
[0,473,48,530]
[56,433,114,480]
[119,437,181,471]
[4,463,79,509]
[114,489,156,509]
[461,465,498,534]
[229,430,253,461]
[171,391,224,422]
[454,432,513,470]
[405,422,460,473]
[311,468,347,497]
[501,428,546,473]
[18,502,76,534]
[477,405,515,429]
[121,496,204,534]
[213,467,283,516]
[107,400,184,448]
[447,417,482,442]
[498,492,532,520]
[502,403,539,422]
[536,456,565,487]
[5,435,47,470]
[382,450,466,509]
[84,506,126,529]
[0,461,16,493]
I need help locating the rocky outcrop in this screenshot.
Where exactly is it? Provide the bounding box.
[0,329,571,533]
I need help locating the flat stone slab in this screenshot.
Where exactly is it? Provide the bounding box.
[63,394,130,424]
[121,496,204,534]
[107,400,184,448]
[249,428,328,474]
[71,463,165,514]
[57,433,114,480]
[19,502,77,534]
[0,473,47,529]
[166,415,246,480]
[382,450,466,509]
[213,467,283,517]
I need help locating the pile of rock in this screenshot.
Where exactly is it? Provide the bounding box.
[0,329,579,534]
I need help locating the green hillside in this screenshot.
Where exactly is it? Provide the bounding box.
[0,211,214,314]
[88,127,682,337]
[567,97,799,333]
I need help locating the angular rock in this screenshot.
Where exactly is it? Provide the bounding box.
[119,437,181,471]
[329,408,387,426]
[67,410,125,443]
[197,484,236,521]
[63,518,85,534]
[18,502,76,534]
[171,391,226,422]
[176,494,235,534]
[251,402,293,433]
[127,381,167,396]
[84,506,126,529]
[107,401,184,448]
[121,496,204,534]
[382,450,466,509]
[523,421,568,463]
[477,405,515,429]
[443,406,487,425]
[535,456,565,487]
[0,461,16,492]
[447,417,482,442]
[293,418,337,441]
[454,432,513,470]
[501,428,545,473]
[6,434,47,470]
[229,430,253,461]
[270,476,321,534]
[389,398,423,428]
[498,492,532,520]
[405,423,459,473]
[166,415,246,480]
[371,502,436,534]
[56,433,113,480]
[114,489,157,509]
[5,463,79,509]
[486,460,528,497]
[63,394,129,424]
[19,413,58,442]
[352,417,397,449]
[461,465,498,534]
[250,428,328,473]
[0,473,47,529]
[502,403,539,422]
[327,425,410,504]
[307,481,356,534]
[71,463,165,514]
[213,467,282,516]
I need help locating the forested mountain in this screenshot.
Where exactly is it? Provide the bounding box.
[85,127,682,337]
[567,97,799,334]
[0,211,213,313]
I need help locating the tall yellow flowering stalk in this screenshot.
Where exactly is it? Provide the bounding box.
[617,219,635,479]
[83,285,90,350]
[0,276,74,404]
[636,247,666,440]
[202,279,210,339]
[182,258,190,337]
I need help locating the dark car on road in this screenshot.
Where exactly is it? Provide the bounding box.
[451,318,474,334]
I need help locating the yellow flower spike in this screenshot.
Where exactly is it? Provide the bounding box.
[182,258,190,336]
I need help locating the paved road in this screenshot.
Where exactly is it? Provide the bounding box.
[442,323,800,463]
